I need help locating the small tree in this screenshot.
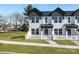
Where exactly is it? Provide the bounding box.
[23,4,33,32]
[24,4,33,15]
[20,23,28,32]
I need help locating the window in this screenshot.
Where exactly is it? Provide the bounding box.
[68,17,70,23]
[31,17,35,23]
[59,17,62,23]
[77,16,79,23]
[45,17,47,23]
[36,29,39,35]
[31,29,35,35]
[59,29,62,35]
[36,17,39,23]
[54,17,57,23]
[54,29,62,35]
[54,29,58,35]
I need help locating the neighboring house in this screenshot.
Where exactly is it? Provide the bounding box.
[25,7,79,40]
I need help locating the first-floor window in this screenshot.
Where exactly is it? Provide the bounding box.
[36,29,39,35]
[59,29,62,35]
[54,28,62,35]
[31,29,35,34]
[77,29,79,32]
[54,29,58,35]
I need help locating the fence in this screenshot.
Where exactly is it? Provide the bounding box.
[53,35,79,40]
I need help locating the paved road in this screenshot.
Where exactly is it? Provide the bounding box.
[0,40,79,49]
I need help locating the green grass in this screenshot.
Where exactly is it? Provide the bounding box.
[0,32,48,43]
[0,44,79,54]
[54,40,75,45]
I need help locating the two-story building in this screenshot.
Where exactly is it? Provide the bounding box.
[25,7,79,40]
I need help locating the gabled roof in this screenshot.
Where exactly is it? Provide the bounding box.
[71,8,79,15]
[49,7,65,16]
[29,8,79,16]
[65,11,74,16]
[74,8,79,12]
[42,11,52,16]
[29,8,43,16]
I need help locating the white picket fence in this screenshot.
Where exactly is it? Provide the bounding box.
[25,33,79,40]
[53,35,79,40]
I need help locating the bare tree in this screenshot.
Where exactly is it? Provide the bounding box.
[11,13,25,31]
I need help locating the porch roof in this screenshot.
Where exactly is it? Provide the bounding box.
[40,24,53,28]
[64,24,78,28]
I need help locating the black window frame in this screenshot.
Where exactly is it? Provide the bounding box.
[59,17,62,23]
[31,29,35,35]
[68,17,70,23]
[36,29,39,35]
[31,17,35,23]
[54,17,57,23]
[59,29,62,35]
[54,29,58,35]
[77,16,79,23]
[36,17,39,23]
[45,17,47,23]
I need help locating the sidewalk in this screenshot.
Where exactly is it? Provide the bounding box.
[0,40,79,49]
[71,40,79,45]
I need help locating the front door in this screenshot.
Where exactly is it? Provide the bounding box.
[67,29,71,35]
[44,28,48,35]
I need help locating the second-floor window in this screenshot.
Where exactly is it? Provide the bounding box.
[68,17,70,23]
[59,17,62,23]
[31,17,40,23]
[54,17,57,23]
[54,16,62,23]
[36,17,39,23]
[76,16,79,23]
[45,17,47,23]
[31,17,35,23]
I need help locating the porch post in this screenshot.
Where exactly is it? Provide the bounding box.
[52,27,54,40]
[41,28,43,39]
[66,30,68,39]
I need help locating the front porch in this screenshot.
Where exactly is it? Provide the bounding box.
[26,24,79,40]
[53,24,79,40]
[40,24,53,39]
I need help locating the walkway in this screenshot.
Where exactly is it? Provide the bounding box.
[47,40,58,45]
[0,40,79,49]
[0,51,16,54]
[71,40,79,45]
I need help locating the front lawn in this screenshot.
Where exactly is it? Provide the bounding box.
[0,32,48,43]
[0,44,79,54]
[54,40,75,45]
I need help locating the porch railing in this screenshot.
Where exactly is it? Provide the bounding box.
[53,35,79,40]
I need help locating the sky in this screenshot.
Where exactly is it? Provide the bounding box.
[0,4,79,15]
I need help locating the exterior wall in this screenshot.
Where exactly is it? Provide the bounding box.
[29,16,41,35]
[64,16,75,24]
[42,16,52,24]
[26,15,79,39]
